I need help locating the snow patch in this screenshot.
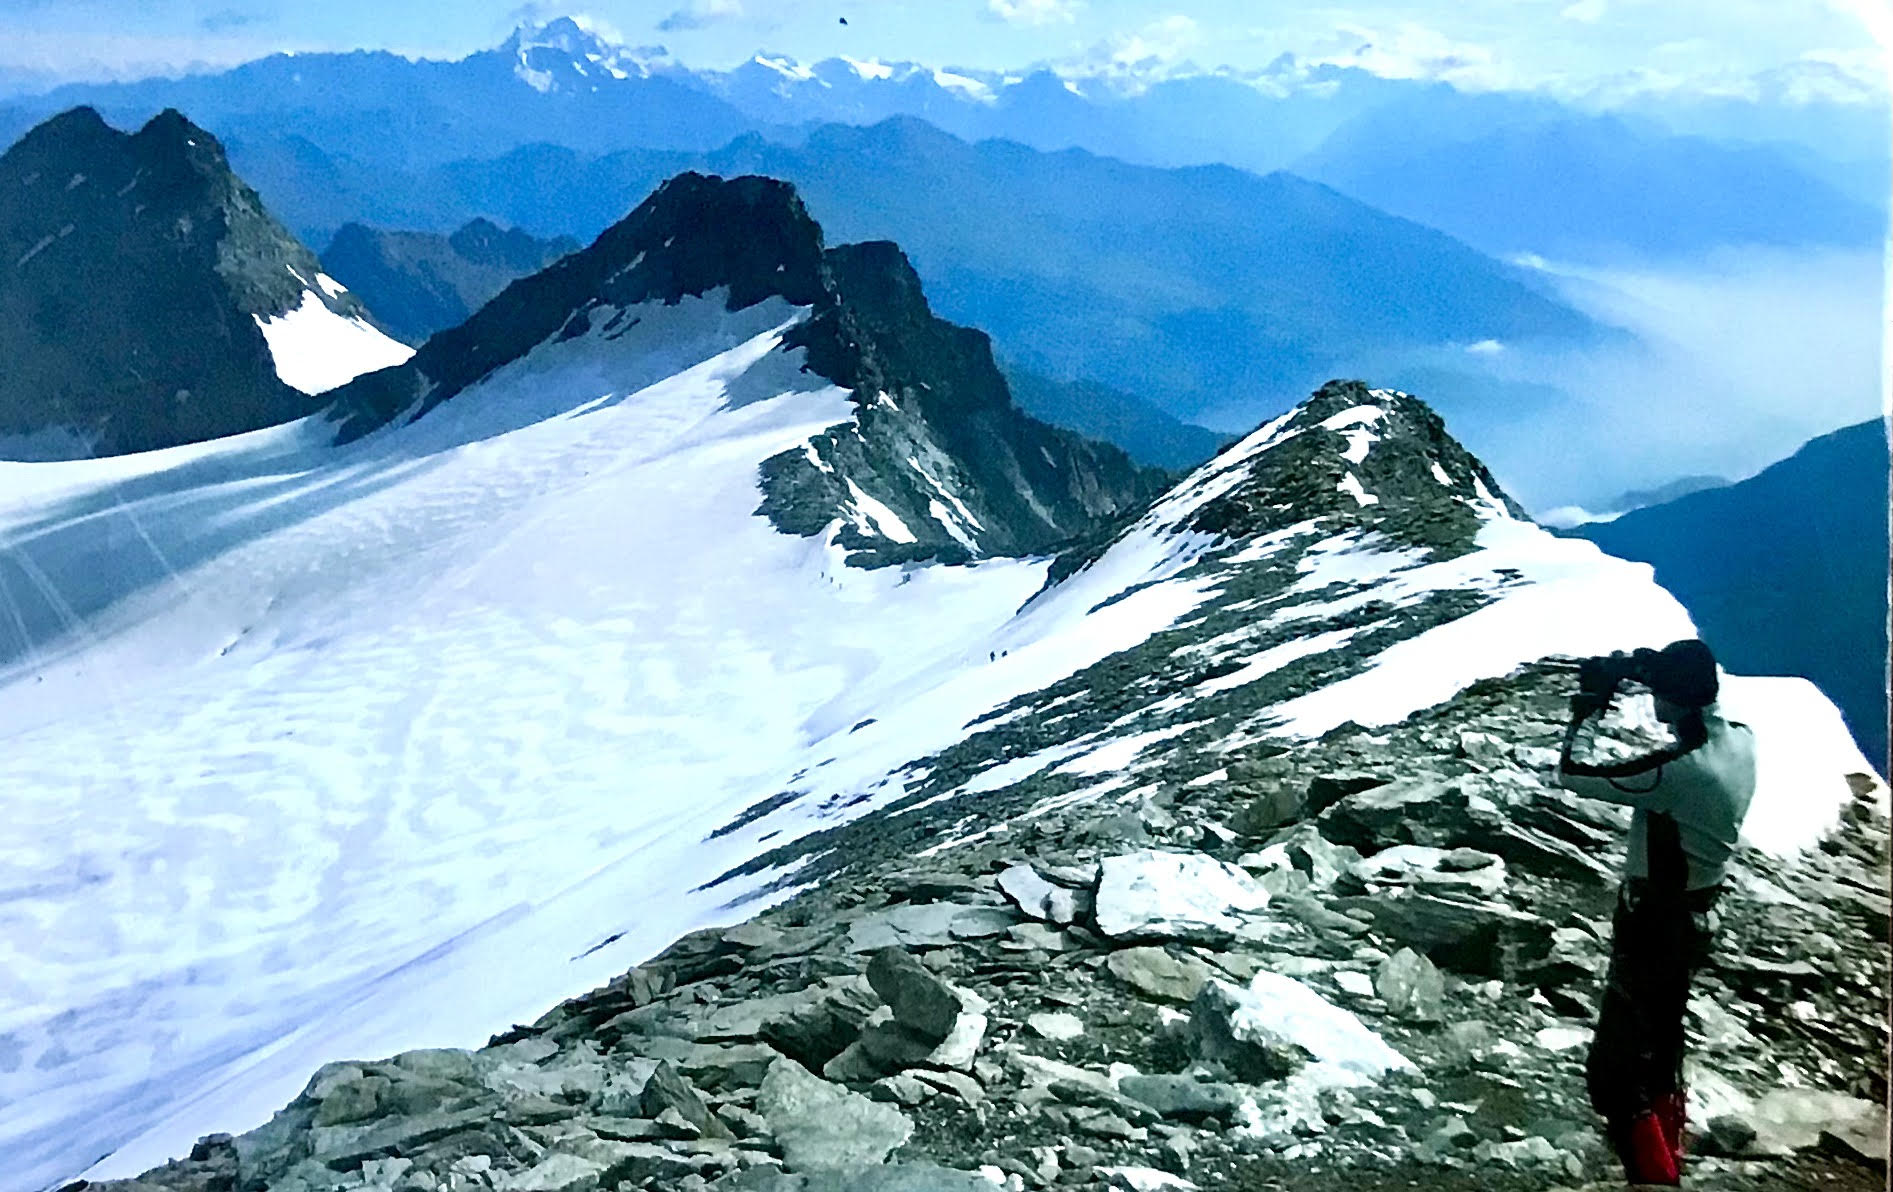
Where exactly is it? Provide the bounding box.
[845,478,918,544]
[253,291,414,395]
[1338,474,1379,505]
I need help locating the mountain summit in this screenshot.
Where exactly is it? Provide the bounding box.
[0,107,409,457]
[328,171,1161,563]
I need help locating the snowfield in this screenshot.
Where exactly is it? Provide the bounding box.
[253,287,415,395]
[0,322,1877,1190]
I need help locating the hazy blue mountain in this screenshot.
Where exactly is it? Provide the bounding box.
[321,219,580,345]
[282,119,1602,430]
[999,366,1231,472]
[1296,91,1885,261]
[21,19,759,170]
[8,20,1874,269]
[1572,419,1889,770]
[1607,474,1729,514]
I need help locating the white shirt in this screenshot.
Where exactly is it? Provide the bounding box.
[1557,707,1758,890]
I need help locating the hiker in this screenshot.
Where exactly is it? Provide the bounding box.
[1556,638,1757,1186]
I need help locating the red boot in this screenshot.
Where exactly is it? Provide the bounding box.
[1622,1109,1681,1185]
[1654,1090,1688,1162]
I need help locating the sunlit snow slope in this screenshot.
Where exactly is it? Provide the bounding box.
[253,280,416,395]
[0,361,1877,1188]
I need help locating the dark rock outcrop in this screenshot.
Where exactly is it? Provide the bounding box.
[0,107,368,456]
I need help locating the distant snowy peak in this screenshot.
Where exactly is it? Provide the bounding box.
[503,17,676,92]
[324,171,1158,562]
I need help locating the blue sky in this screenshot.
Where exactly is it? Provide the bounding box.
[0,0,1885,101]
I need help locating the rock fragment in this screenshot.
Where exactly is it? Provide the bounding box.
[757,1058,915,1171]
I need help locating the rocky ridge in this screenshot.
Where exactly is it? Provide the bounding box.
[0,107,383,456]
[81,381,1889,1192]
[325,171,1162,565]
[82,666,1887,1192]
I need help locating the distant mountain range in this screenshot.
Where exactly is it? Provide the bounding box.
[1572,419,1889,771]
[0,107,407,458]
[1292,91,1887,261]
[0,17,1880,267]
[242,117,1610,438]
[321,218,579,346]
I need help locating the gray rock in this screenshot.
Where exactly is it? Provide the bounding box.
[1330,889,1542,976]
[1375,947,1446,1022]
[309,1105,496,1168]
[495,1152,606,1191]
[1348,845,1507,898]
[997,864,1062,921]
[868,1074,933,1107]
[713,1163,997,1191]
[1822,1113,1888,1169]
[846,904,1013,951]
[1027,1011,1085,1041]
[757,979,882,1070]
[1187,981,1307,1082]
[1231,784,1302,837]
[757,1058,915,1171]
[1105,947,1210,1004]
[1094,850,1269,943]
[1257,823,1362,889]
[642,1060,734,1140]
[867,948,961,1041]
[1117,1074,1245,1122]
[311,1073,389,1126]
[910,1069,983,1106]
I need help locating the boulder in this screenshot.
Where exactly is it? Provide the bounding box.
[867,948,961,1041]
[1330,889,1544,976]
[1105,947,1211,1004]
[1027,1012,1085,1041]
[997,864,1062,922]
[758,979,883,1069]
[640,1060,733,1140]
[1191,974,1411,1084]
[1116,1074,1245,1122]
[757,1058,915,1171]
[1094,850,1269,944]
[1374,947,1446,1022]
[1347,845,1506,898]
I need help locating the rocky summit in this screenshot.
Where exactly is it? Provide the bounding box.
[327,171,1161,565]
[80,378,1888,1192]
[0,107,407,457]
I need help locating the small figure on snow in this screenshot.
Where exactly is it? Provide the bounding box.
[1557,638,1757,1186]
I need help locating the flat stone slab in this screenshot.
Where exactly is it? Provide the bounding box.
[1094,850,1270,943]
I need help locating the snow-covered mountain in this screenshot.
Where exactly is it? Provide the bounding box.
[7,17,1880,265]
[0,174,1878,1185]
[325,171,1159,565]
[0,107,409,458]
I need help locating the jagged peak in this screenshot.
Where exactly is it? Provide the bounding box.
[1171,380,1528,555]
[502,16,673,89]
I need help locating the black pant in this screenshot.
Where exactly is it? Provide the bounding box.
[1586,880,1722,1127]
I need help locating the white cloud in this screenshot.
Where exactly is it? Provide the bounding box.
[1561,0,1608,23]
[1304,20,1517,90]
[658,0,744,34]
[1062,13,1203,83]
[987,0,1082,27]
